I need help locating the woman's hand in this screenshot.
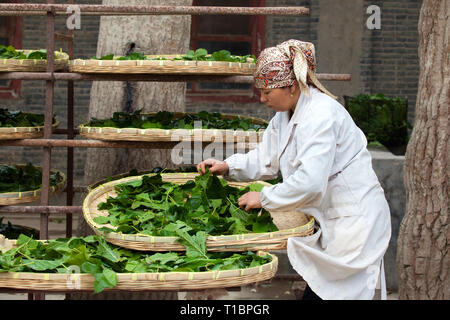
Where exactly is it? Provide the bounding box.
[238,192,262,212]
[197,158,229,176]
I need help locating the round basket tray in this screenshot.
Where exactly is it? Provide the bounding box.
[79,112,267,143]
[0,236,277,292]
[0,119,60,140]
[0,165,66,205]
[0,50,69,72]
[82,173,315,252]
[69,54,255,75]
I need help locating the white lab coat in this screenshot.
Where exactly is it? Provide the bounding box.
[224,87,392,300]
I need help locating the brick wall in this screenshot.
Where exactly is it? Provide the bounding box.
[361,0,422,125]
[0,0,422,184]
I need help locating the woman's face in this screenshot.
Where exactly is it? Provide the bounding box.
[259,86,296,112]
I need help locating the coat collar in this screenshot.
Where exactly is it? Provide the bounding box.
[277,88,313,157]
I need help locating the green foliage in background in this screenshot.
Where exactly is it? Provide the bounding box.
[344,93,412,149]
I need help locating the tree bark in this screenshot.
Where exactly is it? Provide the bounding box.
[397,0,449,300]
[73,0,193,300]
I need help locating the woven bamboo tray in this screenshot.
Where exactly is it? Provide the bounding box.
[0,119,60,140]
[0,165,66,205]
[83,173,315,252]
[0,236,277,292]
[0,50,69,72]
[79,112,267,143]
[69,54,255,75]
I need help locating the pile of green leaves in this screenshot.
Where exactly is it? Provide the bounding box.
[0,218,39,240]
[0,108,55,128]
[344,93,412,150]
[90,52,146,61]
[90,48,255,63]
[178,48,256,63]
[0,164,62,193]
[86,110,267,131]
[95,170,277,237]
[0,234,272,293]
[0,45,47,60]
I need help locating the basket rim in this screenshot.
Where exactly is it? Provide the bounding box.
[1,50,69,62]
[78,112,268,138]
[0,164,66,199]
[0,119,60,132]
[68,57,255,75]
[82,173,315,247]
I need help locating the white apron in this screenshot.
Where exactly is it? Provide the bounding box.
[224,87,392,300]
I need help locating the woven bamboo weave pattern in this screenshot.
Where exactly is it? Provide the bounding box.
[69,56,255,75]
[0,120,59,140]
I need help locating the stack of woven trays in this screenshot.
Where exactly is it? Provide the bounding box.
[0,171,314,292]
[78,172,313,291]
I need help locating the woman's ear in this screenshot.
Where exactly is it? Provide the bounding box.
[290,82,299,95]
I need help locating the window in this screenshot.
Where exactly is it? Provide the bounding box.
[188,0,265,103]
[0,0,23,99]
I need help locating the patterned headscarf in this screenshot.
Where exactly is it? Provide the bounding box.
[254,39,337,99]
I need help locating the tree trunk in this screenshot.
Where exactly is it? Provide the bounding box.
[397,0,449,300]
[73,0,193,300]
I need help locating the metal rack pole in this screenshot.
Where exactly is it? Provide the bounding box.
[40,4,55,241]
[0,4,309,16]
[0,72,352,82]
[66,0,75,239]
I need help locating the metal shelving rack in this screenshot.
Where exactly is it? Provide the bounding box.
[0,2,350,299]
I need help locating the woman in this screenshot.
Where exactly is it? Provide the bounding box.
[197,39,391,300]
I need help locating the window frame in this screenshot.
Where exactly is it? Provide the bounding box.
[0,0,23,99]
[187,0,265,103]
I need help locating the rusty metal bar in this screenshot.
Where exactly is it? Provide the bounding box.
[0,206,82,215]
[40,6,55,243]
[66,10,75,239]
[0,4,309,16]
[33,1,55,303]
[0,72,352,82]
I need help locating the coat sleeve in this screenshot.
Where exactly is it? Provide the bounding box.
[224,116,280,181]
[260,105,337,211]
